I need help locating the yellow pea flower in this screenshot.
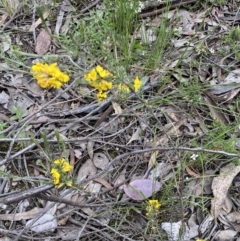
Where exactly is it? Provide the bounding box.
[96,65,112,78]
[97,91,107,102]
[31,62,69,89]
[51,168,60,185]
[146,199,161,217]
[133,76,142,92]
[53,158,73,173]
[84,68,97,82]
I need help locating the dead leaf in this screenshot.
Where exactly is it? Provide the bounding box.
[0,207,43,221]
[94,177,112,190]
[124,179,162,200]
[148,162,172,180]
[85,181,101,194]
[114,168,126,189]
[87,141,94,160]
[203,93,229,125]
[112,102,124,123]
[127,127,142,145]
[93,153,109,170]
[216,230,237,241]
[33,116,50,128]
[181,213,199,240]
[0,13,9,26]
[161,221,182,241]
[35,28,51,54]
[27,213,57,233]
[211,163,240,218]
[74,149,82,159]
[185,166,201,178]
[0,91,10,109]
[224,69,240,84]
[58,216,69,226]
[222,195,233,214]
[77,159,97,183]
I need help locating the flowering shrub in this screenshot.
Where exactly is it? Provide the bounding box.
[146,199,161,217]
[31,62,70,88]
[84,65,142,101]
[50,158,73,188]
[84,65,113,101]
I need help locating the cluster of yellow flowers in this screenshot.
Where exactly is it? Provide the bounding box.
[31,62,142,101]
[146,199,161,217]
[84,65,113,102]
[84,65,142,101]
[51,158,73,188]
[31,62,70,89]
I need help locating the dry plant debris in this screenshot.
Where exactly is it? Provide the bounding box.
[0,0,240,240]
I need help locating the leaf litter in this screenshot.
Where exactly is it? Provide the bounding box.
[0,0,240,240]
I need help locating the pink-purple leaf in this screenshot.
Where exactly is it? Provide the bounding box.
[124,179,162,201]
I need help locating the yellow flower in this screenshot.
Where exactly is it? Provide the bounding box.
[84,68,97,82]
[51,168,60,185]
[118,83,130,93]
[96,65,112,78]
[84,66,114,102]
[31,62,70,89]
[97,91,107,102]
[196,239,208,241]
[146,200,161,216]
[53,158,73,173]
[133,76,142,92]
[91,80,112,92]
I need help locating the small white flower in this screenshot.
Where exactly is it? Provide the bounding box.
[209,48,215,53]
[190,154,198,161]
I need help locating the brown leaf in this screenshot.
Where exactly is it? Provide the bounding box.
[0,207,43,221]
[94,177,112,190]
[58,216,69,226]
[35,28,51,54]
[93,153,109,170]
[185,166,201,178]
[87,141,94,160]
[77,159,97,183]
[127,127,142,145]
[211,163,240,218]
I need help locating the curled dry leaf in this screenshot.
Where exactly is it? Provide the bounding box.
[35,28,51,54]
[127,127,142,145]
[77,159,97,183]
[112,102,124,123]
[211,163,240,218]
[123,179,162,201]
[26,213,57,233]
[93,153,109,170]
[94,177,112,190]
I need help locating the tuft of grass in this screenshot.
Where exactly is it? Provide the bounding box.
[0,0,20,16]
